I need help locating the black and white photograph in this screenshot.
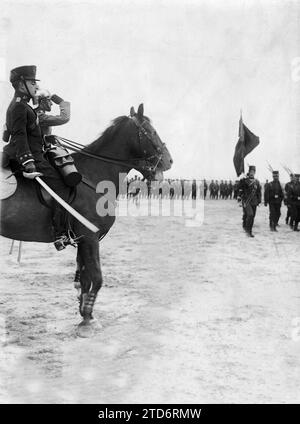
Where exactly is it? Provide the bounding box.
[0,0,299,408]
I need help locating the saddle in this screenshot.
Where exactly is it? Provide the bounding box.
[0,151,17,200]
[0,149,76,207]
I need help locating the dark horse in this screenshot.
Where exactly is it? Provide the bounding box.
[0,104,173,336]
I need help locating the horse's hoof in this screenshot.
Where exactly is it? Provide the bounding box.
[76,318,102,338]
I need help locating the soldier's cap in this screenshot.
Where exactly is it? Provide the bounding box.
[272,170,279,175]
[10,65,40,83]
[295,173,300,178]
[248,165,256,171]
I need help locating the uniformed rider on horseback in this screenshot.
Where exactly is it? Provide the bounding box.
[3,65,72,251]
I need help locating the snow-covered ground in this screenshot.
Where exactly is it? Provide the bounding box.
[0,199,299,403]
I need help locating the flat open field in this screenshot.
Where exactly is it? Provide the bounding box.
[0,199,299,403]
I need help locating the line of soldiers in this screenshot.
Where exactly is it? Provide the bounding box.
[125,177,209,200]
[208,180,235,199]
[237,165,300,237]
[126,177,243,200]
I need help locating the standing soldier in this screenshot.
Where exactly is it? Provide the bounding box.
[215,180,220,199]
[228,180,233,199]
[224,180,229,199]
[209,180,214,199]
[220,180,224,199]
[264,171,284,231]
[237,165,262,237]
[192,179,197,200]
[203,179,208,199]
[233,180,239,199]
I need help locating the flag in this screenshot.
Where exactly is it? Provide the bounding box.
[233,116,260,176]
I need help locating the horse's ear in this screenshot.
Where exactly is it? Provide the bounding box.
[137,103,144,120]
[130,107,135,117]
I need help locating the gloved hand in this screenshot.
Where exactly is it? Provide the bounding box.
[23,161,37,173]
[22,161,43,179]
[51,94,64,104]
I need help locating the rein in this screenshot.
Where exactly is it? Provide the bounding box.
[55,116,162,174]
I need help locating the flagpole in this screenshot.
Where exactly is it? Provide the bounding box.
[239,109,245,176]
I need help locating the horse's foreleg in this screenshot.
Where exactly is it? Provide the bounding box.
[74,249,81,298]
[78,240,102,323]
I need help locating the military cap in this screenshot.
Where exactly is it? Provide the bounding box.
[272,170,279,175]
[10,65,40,83]
[295,173,300,178]
[248,165,256,171]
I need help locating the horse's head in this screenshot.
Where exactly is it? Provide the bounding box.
[129,104,173,180]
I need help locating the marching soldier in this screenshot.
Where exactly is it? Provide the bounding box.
[237,165,262,237]
[288,173,300,231]
[264,171,284,231]
[284,174,295,228]
[3,65,71,251]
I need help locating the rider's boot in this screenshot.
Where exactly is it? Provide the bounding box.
[52,204,69,251]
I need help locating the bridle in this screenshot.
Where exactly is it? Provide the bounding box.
[129,115,163,173]
[56,115,163,174]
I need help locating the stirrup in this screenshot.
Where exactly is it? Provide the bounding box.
[54,234,70,251]
[67,230,83,247]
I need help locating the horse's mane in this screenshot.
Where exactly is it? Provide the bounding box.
[83,114,152,153]
[83,116,129,152]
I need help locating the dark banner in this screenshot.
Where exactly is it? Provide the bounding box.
[233,118,260,176]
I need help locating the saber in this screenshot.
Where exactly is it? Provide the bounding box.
[35,176,99,233]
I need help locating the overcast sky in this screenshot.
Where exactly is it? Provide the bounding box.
[1,0,299,180]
